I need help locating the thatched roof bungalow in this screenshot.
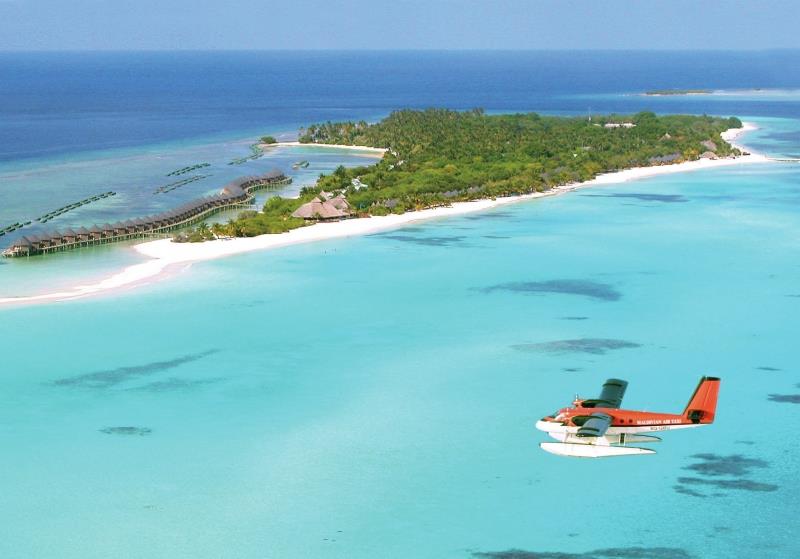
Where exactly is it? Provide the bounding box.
[291,197,350,221]
[61,228,77,242]
[11,236,33,255]
[327,195,350,211]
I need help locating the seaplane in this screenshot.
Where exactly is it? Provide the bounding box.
[536,376,720,458]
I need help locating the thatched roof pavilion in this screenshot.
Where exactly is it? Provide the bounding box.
[292,197,349,220]
[328,195,350,211]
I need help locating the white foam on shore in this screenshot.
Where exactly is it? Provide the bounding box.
[0,125,772,307]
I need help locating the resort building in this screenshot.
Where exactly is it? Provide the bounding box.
[2,169,290,257]
[292,193,351,221]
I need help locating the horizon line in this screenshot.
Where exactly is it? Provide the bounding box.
[1,47,799,54]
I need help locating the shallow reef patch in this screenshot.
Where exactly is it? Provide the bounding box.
[53,349,218,388]
[127,376,224,393]
[674,453,777,497]
[473,546,695,559]
[580,192,688,203]
[676,477,778,492]
[512,338,640,355]
[99,426,152,436]
[768,393,800,403]
[375,234,467,247]
[464,211,515,221]
[684,453,768,477]
[480,279,620,301]
[756,366,781,371]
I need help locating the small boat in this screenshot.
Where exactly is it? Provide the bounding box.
[292,160,310,169]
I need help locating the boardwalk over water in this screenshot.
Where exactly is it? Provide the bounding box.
[3,170,291,258]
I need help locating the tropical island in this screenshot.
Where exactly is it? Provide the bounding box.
[643,89,713,96]
[188,109,743,240]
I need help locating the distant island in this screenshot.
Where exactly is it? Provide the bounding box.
[643,89,713,96]
[186,109,742,241]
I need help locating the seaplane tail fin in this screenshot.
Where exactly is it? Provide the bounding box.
[682,376,721,424]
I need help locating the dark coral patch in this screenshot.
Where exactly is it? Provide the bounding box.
[756,366,781,371]
[128,377,223,393]
[474,547,694,559]
[376,234,466,247]
[464,211,514,221]
[675,453,777,497]
[560,316,589,321]
[580,193,688,203]
[480,279,620,301]
[768,393,800,403]
[684,453,768,477]
[677,477,778,492]
[673,484,707,498]
[100,427,152,436]
[53,350,218,389]
[512,338,640,355]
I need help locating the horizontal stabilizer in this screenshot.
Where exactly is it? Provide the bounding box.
[540,442,656,458]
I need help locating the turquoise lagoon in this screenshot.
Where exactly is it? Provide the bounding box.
[2,124,800,557]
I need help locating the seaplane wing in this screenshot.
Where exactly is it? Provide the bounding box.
[582,378,627,409]
[535,376,721,458]
[576,412,612,438]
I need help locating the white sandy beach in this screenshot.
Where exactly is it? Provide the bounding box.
[0,124,772,307]
[265,141,388,154]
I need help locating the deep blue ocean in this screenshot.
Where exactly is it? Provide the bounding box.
[1,51,800,559]
[3,50,800,162]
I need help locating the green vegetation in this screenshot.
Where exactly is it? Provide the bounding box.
[174,223,215,243]
[644,89,712,96]
[260,135,278,144]
[188,109,742,239]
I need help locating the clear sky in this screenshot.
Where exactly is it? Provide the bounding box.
[0,0,797,51]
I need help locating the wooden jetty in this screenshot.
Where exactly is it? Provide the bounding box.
[3,170,290,258]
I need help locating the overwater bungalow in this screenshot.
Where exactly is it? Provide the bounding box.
[10,236,33,256]
[61,228,78,243]
[4,169,292,257]
[89,225,104,240]
[26,234,42,250]
[76,227,91,242]
[45,232,63,246]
